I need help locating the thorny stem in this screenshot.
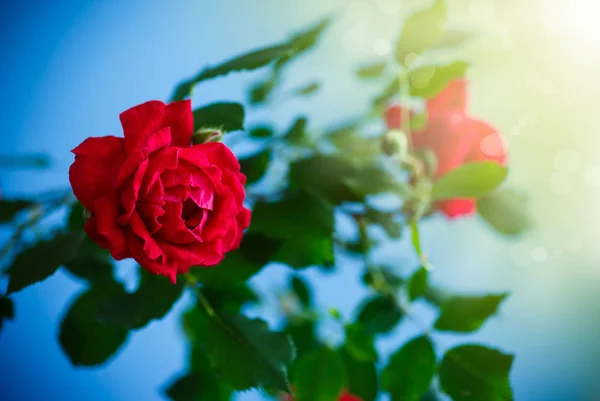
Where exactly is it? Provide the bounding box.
[184,273,217,318]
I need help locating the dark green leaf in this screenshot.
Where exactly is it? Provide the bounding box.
[341,349,378,401]
[164,373,203,401]
[0,200,35,222]
[431,161,508,201]
[6,231,83,294]
[478,188,531,236]
[96,268,184,329]
[290,275,312,308]
[203,283,258,313]
[59,288,129,366]
[357,62,387,79]
[382,336,436,401]
[284,117,309,145]
[285,318,317,358]
[330,130,381,165]
[344,324,378,362]
[67,202,86,230]
[182,303,210,347]
[0,154,51,169]
[409,61,469,98]
[165,363,227,401]
[434,293,508,333]
[289,155,360,205]
[0,297,14,331]
[205,313,295,391]
[171,44,291,101]
[408,267,428,301]
[365,208,402,238]
[191,233,283,287]
[193,102,245,132]
[439,345,514,401]
[356,295,403,335]
[343,164,409,199]
[63,256,114,286]
[395,0,447,64]
[293,346,346,401]
[251,191,335,269]
[361,268,404,290]
[249,79,276,105]
[276,18,331,70]
[240,149,271,185]
[248,125,274,138]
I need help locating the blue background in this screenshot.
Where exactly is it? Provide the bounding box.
[1,1,600,400]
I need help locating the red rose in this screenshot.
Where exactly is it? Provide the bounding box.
[69,100,251,283]
[280,390,363,401]
[386,79,506,218]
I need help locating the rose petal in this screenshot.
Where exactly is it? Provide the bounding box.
[93,192,130,260]
[127,230,178,284]
[462,118,507,165]
[69,136,125,212]
[119,158,149,225]
[156,201,202,244]
[160,239,224,267]
[426,79,467,120]
[437,198,477,218]
[180,142,240,172]
[129,210,165,261]
[120,100,193,154]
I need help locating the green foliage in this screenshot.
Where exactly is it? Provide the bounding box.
[248,125,274,138]
[165,350,229,401]
[6,231,83,294]
[193,102,245,132]
[434,293,508,333]
[478,188,531,235]
[409,61,469,98]
[357,62,387,79]
[439,345,514,401]
[284,117,309,145]
[395,0,447,64]
[407,266,429,301]
[251,191,335,268]
[293,346,347,401]
[341,349,379,401]
[356,295,403,335]
[205,312,295,391]
[381,336,437,401]
[191,233,283,287]
[0,297,14,331]
[95,267,184,329]
[296,82,320,96]
[343,323,378,362]
[431,161,508,201]
[365,208,402,239]
[0,200,35,222]
[240,149,271,185]
[63,255,114,285]
[431,29,472,50]
[59,287,129,366]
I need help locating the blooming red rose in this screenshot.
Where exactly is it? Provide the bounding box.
[281,390,362,401]
[386,79,507,218]
[69,100,251,283]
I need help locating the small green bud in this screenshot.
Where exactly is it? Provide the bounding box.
[192,128,224,145]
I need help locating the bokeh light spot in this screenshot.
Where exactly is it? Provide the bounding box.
[585,165,600,188]
[373,38,391,56]
[480,133,507,157]
[531,246,548,263]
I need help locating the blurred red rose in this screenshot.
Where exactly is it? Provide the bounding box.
[69,100,251,283]
[385,79,506,218]
[281,390,362,401]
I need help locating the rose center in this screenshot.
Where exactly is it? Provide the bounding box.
[181,198,206,229]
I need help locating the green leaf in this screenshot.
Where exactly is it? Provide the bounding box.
[293,346,346,401]
[356,295,403,335]
[344,324,378,362]
[6,231,83,294]
[193,102,244,132]
[240,149,271,185]
[165,359,227,401]
[290,275,312,308]
[251,191,335,269]
[382,336,436,401]
[285,317,317,358]
[276,17,331,70]
[191,233,283,287]
[205,312,295,391]
[0,200,35,222]
[164,373,204,401]
[357,62,387,79]
[478,188,531,236]
[59,288,129,366]
[395,0,447,64]
[0,297,14,331]
[63,256,114,286]
[248,125,274,138]
[67,201,86,230]
[431,161,508,201]
[330,130,381,165]
[361,268,404,290]
[365,208,402,238]
[340,349,378,401]
[284,117,309,145]
[203,283,258,313]
[409,61,469,98]
[171,44,292,101]
[249,79,276,105]
[434,293,508,333]
[96,268,184,329]
[439,345,514,401]
[407,267,428,301]
[344,164,409,199]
